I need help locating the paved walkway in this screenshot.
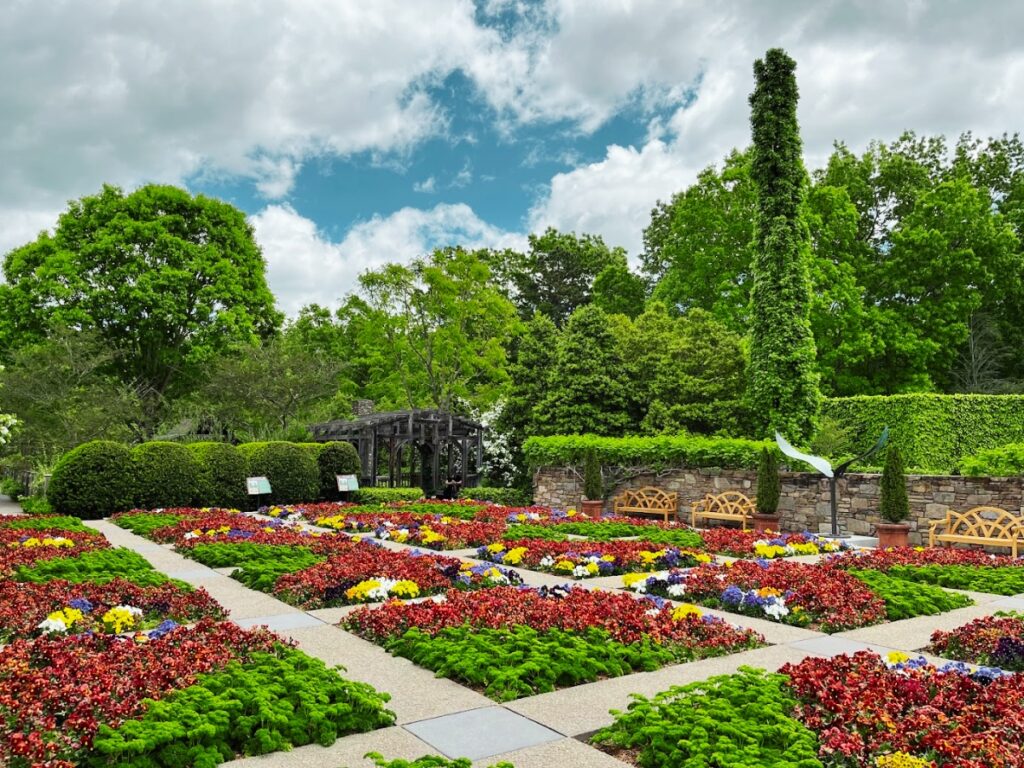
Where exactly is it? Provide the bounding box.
[83,516,1020,768]
[0,495,23,517]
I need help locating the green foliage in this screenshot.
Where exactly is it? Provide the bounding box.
[503,522,705,548]
[879,447,909,523]
[0,477,21,501]
[114,513,187,537]
[523,434,772,470]
[88,646,394,767]
[502,524,568,541]
[237,441,319,505]
[582,451,602,500]
[386,625,698,702]
[824,393,1024,472]
[591,260,646,318]
[960,442,1024,476]
[48,440,135,519]
[18,496,54,515]
[0,515,93,533]
[458,487,531,506]
[183,543,325,592]
[132,442,202,510]
[807,415,854,461]
[188,442,247,508]
[882,564,1024,596]
[535,305,632,436]
[351,487,424,504]
[15,548,178,586]
[362,754,514,768]
[851,569,973,620]
[316,441,361,499]
[0,184,281,428]
[747,48,821,442]
[590,667,823,768]
[756,447,780,515]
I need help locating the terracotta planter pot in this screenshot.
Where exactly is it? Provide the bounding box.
[580,499,605,517]
[751,513,780,533]
[875,522,910,548]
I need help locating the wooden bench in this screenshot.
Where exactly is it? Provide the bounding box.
[691,491,756,531]
[928,506,1024,557]
[613,487,678,524]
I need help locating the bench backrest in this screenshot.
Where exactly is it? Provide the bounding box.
[944,506,1024,540]
[703,491,755,515]
[615,487,677,510]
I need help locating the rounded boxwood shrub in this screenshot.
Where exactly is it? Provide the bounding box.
[132,442,201,510]
[48,440,135,519]
[188,442,247,508]
[316,441,361,500]
[237,441,319,504]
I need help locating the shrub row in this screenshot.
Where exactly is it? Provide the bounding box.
[824,393,1024,473]
[522,434,772,470]
[458,486,532,506]
[48,439,361,519]
[960,442,1024,476]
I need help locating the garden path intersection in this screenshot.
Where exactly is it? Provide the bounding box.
[6,503,1008,768]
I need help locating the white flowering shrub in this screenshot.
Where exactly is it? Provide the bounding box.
[0,366,16,448]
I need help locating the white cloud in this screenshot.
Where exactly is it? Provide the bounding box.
[413,177,438,193]
[250,203,526,315]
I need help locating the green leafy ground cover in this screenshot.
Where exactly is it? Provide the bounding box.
[15,548,181,586]
[503,522,703,547]
[182,542,324,591]
[881,564,1024,596]
[0,515,95,533]
[114,512,188,537]
[851,569,974,621]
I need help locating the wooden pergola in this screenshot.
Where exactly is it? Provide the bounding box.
[309,409,484,496]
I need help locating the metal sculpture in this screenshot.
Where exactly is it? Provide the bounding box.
[775,428,889,538]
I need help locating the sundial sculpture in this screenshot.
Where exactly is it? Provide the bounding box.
[775,428,889,538]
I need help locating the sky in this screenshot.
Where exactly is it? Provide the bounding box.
[2,0,1023,315]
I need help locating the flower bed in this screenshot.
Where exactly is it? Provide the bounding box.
[272,543,523,608]
[314,512,506,549]
[930,612,1024,671]
[0,620,394,768]
[592,652,1024,768]
[698,529,852,559]
[503,521,705,549]
[628,561,890,632]
[111,507,240,537]
[0,528,110,575]
[0,577,225,642]
[344,585,762,700]
[477,539,710,579]
[14,548,182,587]
[831,547,1024,595]
[0,515,96,533]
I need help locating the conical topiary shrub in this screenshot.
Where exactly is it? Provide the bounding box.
[756,447,780,515]
[879,447,909,524]
[583,450,603,501]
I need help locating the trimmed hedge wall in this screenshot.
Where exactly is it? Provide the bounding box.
[960,443,1024,476]
[459,486,532,506]
[237,441,319,505]
[522,434,772,470]
[823,394,1024,473]
[351,487,424,504]
[48,441,135,519]
[132,442,201,509]
[188,442,247,508]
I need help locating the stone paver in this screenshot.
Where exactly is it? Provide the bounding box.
[480,738,633,768]
[404,707,562,760]
[789,635,900,658]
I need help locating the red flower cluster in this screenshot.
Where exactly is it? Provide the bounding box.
[0,529,110,576]
[273,544,471,608]
[148,512,301,543]
[0,578,226,642]
[0,620,281,768]
[173,526,356,555]
[345,585,762,651]
[931,614,1024,669]
[782,651,1024,767]
[315,512,505,549]
[830,546,1024,570]
[697,528,834,557]
[678,560,887,631]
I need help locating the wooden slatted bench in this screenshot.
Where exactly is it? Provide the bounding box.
[928,506,1024,557]
[612,487,678,524]
[691,491,756,531]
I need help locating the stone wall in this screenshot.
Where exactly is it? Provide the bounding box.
[533,466,1024,546]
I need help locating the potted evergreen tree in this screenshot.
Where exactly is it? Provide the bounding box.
[753,447,781,531]
[876,447,911,548]
[581,450,605,517]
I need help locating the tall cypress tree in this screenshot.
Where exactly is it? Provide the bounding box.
[748,48,821,442]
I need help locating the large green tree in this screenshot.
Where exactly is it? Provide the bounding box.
[0,185,281,427]
[591,257,647,318]
[747,48,820,441]
[487,228,625,325]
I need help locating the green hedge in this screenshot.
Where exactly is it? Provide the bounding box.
[48,440,135,519]
[237,441,319,505]
[351,487,424,504]
[960,443,1024,476]
[824,394,1024,473]
[459,487,531,506]
[132,442,201,510]
[188,442,247,508]
[316,441,361,499]
[522,434,771,469]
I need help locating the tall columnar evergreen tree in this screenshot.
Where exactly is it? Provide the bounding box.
[879,447,910,523]
[747,48,821,442]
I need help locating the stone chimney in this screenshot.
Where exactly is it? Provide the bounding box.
[354,399,375,417]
